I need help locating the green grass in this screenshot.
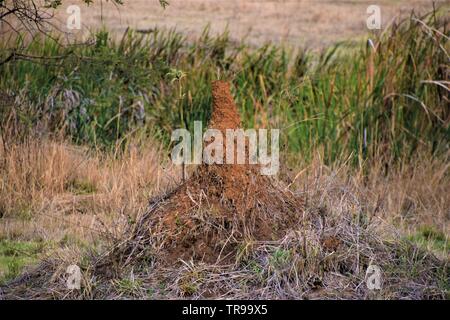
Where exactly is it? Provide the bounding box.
[0,8,448,167]
[0,239,47,285]
[113,277,144,296]
[408,226,450,257]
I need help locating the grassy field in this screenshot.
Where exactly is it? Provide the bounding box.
[51,0,446,48]
[0,2,448,299]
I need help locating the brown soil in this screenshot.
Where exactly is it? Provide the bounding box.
[103,81,303,269]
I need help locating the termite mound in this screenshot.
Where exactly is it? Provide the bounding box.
[102,81,303,269]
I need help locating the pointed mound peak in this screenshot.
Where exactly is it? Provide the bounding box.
[208,81,241,131]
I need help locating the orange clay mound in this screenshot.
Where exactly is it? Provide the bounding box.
[104,81,304,269]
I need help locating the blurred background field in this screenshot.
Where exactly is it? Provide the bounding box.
[51,0,447,48]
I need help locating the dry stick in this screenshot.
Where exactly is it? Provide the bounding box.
[182,160,186,183]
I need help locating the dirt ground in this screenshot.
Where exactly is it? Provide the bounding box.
[53,0,445,48]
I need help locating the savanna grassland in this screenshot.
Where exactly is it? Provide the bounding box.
[0,1,448,299]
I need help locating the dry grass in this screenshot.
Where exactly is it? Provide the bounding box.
[48,0,448,48]
[0,136,178,244]
[286,153,450,239]
[0,136,448,299]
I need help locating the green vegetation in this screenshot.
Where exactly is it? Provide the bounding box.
[113,277,144,296]
[0,240,47,285]
[1,9,448,167]
[408,225,450,256]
